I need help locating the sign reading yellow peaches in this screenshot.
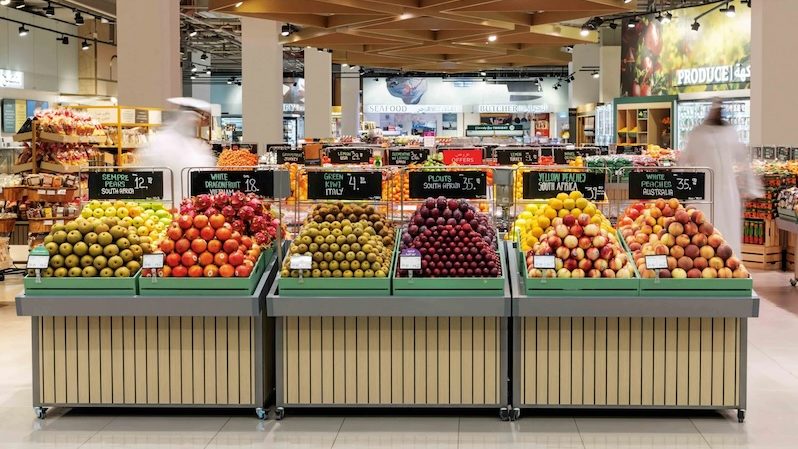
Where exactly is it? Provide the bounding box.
[621,0,750,96]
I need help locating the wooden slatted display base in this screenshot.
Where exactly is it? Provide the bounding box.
[741,244,781,270]
[278,316,503,407]
[35,316,259,407]
[516,317,741,408]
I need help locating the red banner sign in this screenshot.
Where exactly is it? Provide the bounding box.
[441,148,483,165]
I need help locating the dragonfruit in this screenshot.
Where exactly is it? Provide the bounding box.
[231,219,246,232]
[212,193,229,208]
[203,207,219,216]
[221,205,236,218]
[238,205,255,221]
[195,194,212,210]
[230,191,246,208]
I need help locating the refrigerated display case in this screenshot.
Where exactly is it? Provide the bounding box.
[677,98,750,150]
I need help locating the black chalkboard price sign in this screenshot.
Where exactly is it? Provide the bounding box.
[306,171,382,200]
[88,171,164,200]
[763,146,776,160]
[408,170,488,199]
[268,144,305,164]
[777,146,790,162]
[189,170,274,197]
[495,148,539,165]
[387,148,429,165]
[522,171,606,201]
[328,147,372,164]
[628,171,706,201]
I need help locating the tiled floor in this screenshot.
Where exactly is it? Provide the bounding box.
[0,270,797,448]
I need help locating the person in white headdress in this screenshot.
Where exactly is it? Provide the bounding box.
[135,98,217,203]
[680,99,762,257]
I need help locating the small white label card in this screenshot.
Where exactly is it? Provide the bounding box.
[27,254,50,269]
[645,255,668,270]
[290,255,313,270]
[532,255,556,270]
[142,253,165,269]
[399,248,422,270]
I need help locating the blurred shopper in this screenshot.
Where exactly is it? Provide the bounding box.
[681,99,762,257]
[136,98,217,202]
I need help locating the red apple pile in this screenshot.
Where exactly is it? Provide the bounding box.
[619,199,749,279]
[144,213,262,278]
[526,212,633,279]
[397,197,501,278]
[179,191,279,247]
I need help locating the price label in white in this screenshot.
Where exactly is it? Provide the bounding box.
[43,220,53,226]
[142,253,165,269]
[27,254,50,270]
[532,255,556,270]
[57,189,66,195]
[645,255,669,270]
[400,248,422,270]
[37,189,46,195]
[290,255,313,270]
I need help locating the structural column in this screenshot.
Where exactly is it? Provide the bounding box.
[340,65,361,137]
[191,52,211,103]
[304,48,333,139]
[117,0,181,108]
[750,0,798,146]
[241,18,284,148]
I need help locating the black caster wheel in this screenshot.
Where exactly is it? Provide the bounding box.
[499,407,511,421]
[790,279,797,287]
[274,407,285,421]
[255,407,267,420]
[511,408,521,421]
[34,407,47,419]
[737,409,746,423]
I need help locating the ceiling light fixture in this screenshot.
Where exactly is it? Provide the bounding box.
[81,40,90,50]
[0,0,11,6]
[623,0,632,3]
[206,69,211,75]
[480,71,486,76]
[188,26,197,37]
[15,1,25,9]
[722,3,736,17]
[281,23,292,36]
[691,19,700,31]
[18,25,28,36]
[190,75,196,80]
[44,2,54,16]
[190,65,198,72]
[487,35,497,42]
[627,18,638,28]
[200,53,208,60]
[227,78,233,85]
[235,1,243,6]
[580,24,590,37]
[608,21,618,29]
[592,72,600,79]
[74,11,84,25]
[655,12,664,22]
[100,17,109,24]
[742,0,751,6]
[663,11,672,23]
[57,35,68,45]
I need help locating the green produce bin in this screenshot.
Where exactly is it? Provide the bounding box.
[23,270,141,297]
[138,247,273,297]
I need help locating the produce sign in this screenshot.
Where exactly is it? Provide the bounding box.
[267,144,303,164]
[441,148,483,165]
[522,171,605,201]
[387,148,429,165]
[556,147,599,164]
[328,147,372,164]
[762,146,775,160]
[495,148,539,165]
[87,171,164,200]
[777,147,790,162]
[306,171,382,200]
[408,170,487,199]
[628,171,705,200]
[189,170,274,197]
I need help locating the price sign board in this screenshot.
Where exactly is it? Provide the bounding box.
[532,255,556,270]
[269,144,305,164]
[628,171,705,201]
[408,170,487,199]
[88,171,164,200]
[27,254,50,270]
[142,253,165,269]
[791,148,798,161]
[306,171,382,200]
[762,146,776,160]
[645,255,668,270]
[189,170,274,197]
[387,148,429,166]
[441,148,483,165]
[521,171,606,201]
[289,255,312,270]
[399,248,422,270]
[328,147,372,164]
[777,146,791,162]
[495,147,539,165]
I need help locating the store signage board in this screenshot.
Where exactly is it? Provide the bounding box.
[364,104,462,114]
[628,171,706,201]
[408,170,487,199]
[495,147,539,165]
[388,148,429,166]
[87,171,164,200]
[27,254,50,270]
[441,148,483,165]
[189,170,275,197]
[268,144,304,164]
[306,171,382,200]
[792,148,798,161]
[532,255,556,270]
[674,64,750,87]
[477,104,549,114]
[289,255,312,270]
[762,146,776,160]
[465,124,525,137]
[84,107,117,124]
[134,109,149,124]
[522,171,606,201]
[399,248,422,270]
[0,69,23,89]
[120,109,135,124]
[328,147,372,164]
[1,99,15,133]
[142,253,165,269]
[148,110,162,125]
[777,147,790,162]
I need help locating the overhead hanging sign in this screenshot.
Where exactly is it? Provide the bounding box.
[408,170,487,199]
[189,170,274,197]
[628,171,706,200]
[364,104,462,114]
[476,104,550,113]
[306,171,382,200]
[522,171,606,201]
[87,171,164,200]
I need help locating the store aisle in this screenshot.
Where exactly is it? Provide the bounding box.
[0,272,797,449]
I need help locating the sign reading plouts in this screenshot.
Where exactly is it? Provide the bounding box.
[674,63,750,86]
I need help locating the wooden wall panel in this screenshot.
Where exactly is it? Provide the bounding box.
[519,316,743,408]
[280,316,503,406]
[36,316,257,406]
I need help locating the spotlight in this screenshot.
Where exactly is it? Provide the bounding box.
[200,53,208,60]
[18,25,29,36]
[538,77,544,82]
[58,35,68,45]
[592,72,600,79]
[342,63,349,68]
[624,0,632,3]
[227,78,234,85]
[487,35,497,42]
[608,22,618,29]
[0,0,11,5]
[627,18,638,28]
[74,11,84,25]
[569,75,575,81]
[235,81,242,86]
[188,26,197,37]
[206,69,211,75]
[191,65,198,72]
[580,24,590,37]
[190,75,196,80]
[655,12,663,22]
[663,12,672,23]
[15,1,24,9]
[480,71,486,76]
[100,17,109,24]
[81,40,90,50]
[742,0,751,6]
[281,24,292,36]
[44,2,54,16]
[691,20,700,31]
[235,1,243,6]
[722,3,736,17]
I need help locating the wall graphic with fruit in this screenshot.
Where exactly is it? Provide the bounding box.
[621,0,750,96]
